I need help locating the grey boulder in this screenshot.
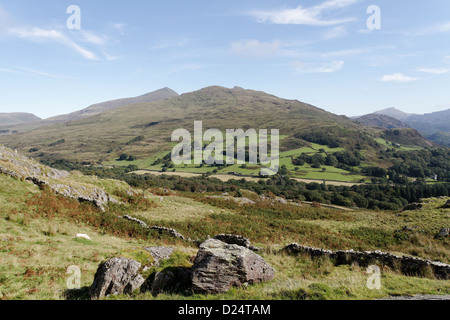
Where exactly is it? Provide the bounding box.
[89,257,145,300]
[191,239,274,294]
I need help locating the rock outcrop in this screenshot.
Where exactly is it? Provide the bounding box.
[0,146,117,211]
[89,258,145,300]
[191,239,275,294]
[150,226,186,240]
[284,243,450,280]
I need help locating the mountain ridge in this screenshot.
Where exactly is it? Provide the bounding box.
[44,87,179,123]
[0,85,434,171]
[358,107,450,146]
[0,112,41,128]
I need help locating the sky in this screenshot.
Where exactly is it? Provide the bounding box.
[0,0,450,119]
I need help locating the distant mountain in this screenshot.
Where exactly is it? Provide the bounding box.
[361,107,450,147]
[0,86,435,167]
[354,114,410,129]
[373,108,415,121]
[45,87,179,123]
[0,113,41,128]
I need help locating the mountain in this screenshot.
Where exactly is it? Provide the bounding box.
[373,107,414,121]
[354,114,410,129]
[45,87,179,123]
[0,86,370,162]
[0,86,436,177]
[367,107,450,147]
[0,113,41,128]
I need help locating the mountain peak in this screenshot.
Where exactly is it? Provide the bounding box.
[373,107,413,121]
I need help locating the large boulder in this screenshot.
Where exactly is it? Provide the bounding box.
[191,239,274,294]
[442,200,450,209]
[89,258,145,300]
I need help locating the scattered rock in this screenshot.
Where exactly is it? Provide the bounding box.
[435,228,450,239]
[122,215,149,228]
[150,226,186,240]
[119,216,186,240]
[283,243,450,280]
[89,258,145,300]
[191,239,275,294]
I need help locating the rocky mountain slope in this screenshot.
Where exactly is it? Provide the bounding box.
[0,145,129,210]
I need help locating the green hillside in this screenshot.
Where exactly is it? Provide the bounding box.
[0,145,449,300]
[0,86,445,185]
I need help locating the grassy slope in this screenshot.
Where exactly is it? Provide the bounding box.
[1,170,449,300]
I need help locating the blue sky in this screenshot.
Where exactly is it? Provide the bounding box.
[1,0,450,119]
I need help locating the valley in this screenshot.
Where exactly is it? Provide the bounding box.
[0,86,449,301]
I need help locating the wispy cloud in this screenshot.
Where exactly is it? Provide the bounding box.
[230,39,283,58]
[292,60,344,73]
[416,21,450,35]
[77,30,108,46]
[9,26,98,60]
[417,67,449,75]
[0,65,65,78]
[0,5,117,61]
[249,0,359,26]
[112,23,126,35]
[381,73,419,82]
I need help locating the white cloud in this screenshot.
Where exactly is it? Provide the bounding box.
[113,23,126,34]
[417,67,450,75]
[77,30,108,45]
[292,60,344,73]
[9,26,98,60]
[249,0,358,26]
[230,39,283,58]
[381,73,419,82]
